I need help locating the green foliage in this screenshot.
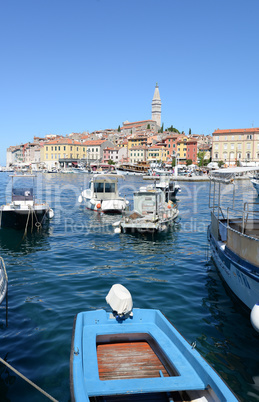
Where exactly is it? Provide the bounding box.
[171,158,176,167]
[218,160,224,167]
[108,159,115,165]
[186,159,192,166]
[118,125,121,132]
[147,124,150,129]
[166,125,180,134]
[189,128,191,135]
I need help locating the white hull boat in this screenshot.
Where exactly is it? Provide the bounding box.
[208,167,259,332]
[113,185,178,234]
[0,175,54,230]
[78,175,129,214]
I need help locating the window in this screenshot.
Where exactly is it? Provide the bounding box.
[224,143,227,150]
[58,146,60,151]
[51,154,53,159]
[238,143,242,150]
[70,146,72,151]
[239,135,242,140]
[231,135,235,140]
[46,146,48,151]
[215,143,219,150]
[96,148,98,152]
[247,153,251,159]
[230,152,234,159]
[247,135,253,140]
[231,143,234,149]
[238,153,242,159]
[64,146,66,150]
[225,136,227,140]
[94,182,104,193]
[51,146,53,151]
[55,146,57,151]
[214,136,219,141]
[223,152,227,160]
[247,143,251,149]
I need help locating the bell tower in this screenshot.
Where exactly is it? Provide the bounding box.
[151,83,161,127]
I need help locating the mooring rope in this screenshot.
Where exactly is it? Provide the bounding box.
[0,357,58,402]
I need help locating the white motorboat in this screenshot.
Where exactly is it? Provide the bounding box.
[208,167,259,332]
[154,175,181,201]
[250,175,259,196]
[78,175,129,214]
[113,185,179,234]
[0,175,54,230]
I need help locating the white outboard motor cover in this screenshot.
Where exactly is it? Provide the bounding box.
[106,284,133,316]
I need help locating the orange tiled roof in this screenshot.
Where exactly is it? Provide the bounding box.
[46,138,82,145]
[213,128,259,134]
[83,140,106,145]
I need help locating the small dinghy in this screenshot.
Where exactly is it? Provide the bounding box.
[70,284,238,402]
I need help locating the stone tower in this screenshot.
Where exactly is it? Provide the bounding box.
[151,83,161,128]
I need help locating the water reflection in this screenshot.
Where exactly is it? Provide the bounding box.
[0,227,51,255]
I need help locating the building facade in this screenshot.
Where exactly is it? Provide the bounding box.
[212,128,259,166]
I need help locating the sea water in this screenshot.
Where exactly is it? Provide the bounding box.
[0,172,258,401]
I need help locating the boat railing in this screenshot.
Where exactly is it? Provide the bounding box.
[227,205,259,236]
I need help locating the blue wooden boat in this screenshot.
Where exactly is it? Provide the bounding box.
[70,285,238,401]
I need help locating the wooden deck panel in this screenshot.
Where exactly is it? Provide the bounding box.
[97,341,171,381]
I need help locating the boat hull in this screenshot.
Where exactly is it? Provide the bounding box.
[82,197,127,214]
[0,207,50,230]
[208,226,259,310]
[251,179,259,195]
[70,308,238,402]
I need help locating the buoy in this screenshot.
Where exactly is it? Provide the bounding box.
[167,204,171,209]
[96,203,101,209]
[114,227,121,234]
[250,303,259,332]
[78,195,83,203]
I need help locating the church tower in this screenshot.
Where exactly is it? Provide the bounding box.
[151,83,161,128]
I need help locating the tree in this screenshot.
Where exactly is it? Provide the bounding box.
[218,160,224,168]
[189,128,191,135]
[147,124,150,129]
[186,159,192,166]
[108,159,115,165]
[166,125,180,134]
[171,158,176,167]
[118,125,121,132]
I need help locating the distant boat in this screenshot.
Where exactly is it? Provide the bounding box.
[250,175,259,196]
[113,185,178,234]
[208,167,259,332]
[78,174,129,214]
[0,174,54,230]
[116,162,149,175]
[70,284,238,402]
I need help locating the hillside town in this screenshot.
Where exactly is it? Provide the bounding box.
[5,84,259,171]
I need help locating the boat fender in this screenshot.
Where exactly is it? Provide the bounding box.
[48,208,54,219]
[114,227,121,234]
[78,195,83,203]
[96,203,101,209]
[167,204,171,209]
[250,303,259,332]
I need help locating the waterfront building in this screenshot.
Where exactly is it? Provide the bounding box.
[128,134,148,150]
[6,145,25,167]
[82,139,114,165]
[151,83,162,127]
[163,134,181,161]
[186,139,198,164]
[103,147,127,164]
[129,146,148,164]
[42,138,83,169]
[147,143,167,163]
[212,127,259,166]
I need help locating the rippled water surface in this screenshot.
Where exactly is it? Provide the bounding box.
[0,172,259,401]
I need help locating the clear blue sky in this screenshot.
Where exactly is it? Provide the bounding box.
[1,0,259,165]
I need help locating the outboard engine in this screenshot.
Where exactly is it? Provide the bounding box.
[106,284,133,318]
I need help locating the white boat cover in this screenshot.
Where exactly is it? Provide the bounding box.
[106,284,133,316]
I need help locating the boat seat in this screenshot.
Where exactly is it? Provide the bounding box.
[82,323,206,397]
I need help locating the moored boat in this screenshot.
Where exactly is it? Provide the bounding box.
[70,284,238,402]
[0,175,54,230]
[208,167,259,331]
[78,174,129,214]
[113,185,178,234]
[250,175,259,196]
